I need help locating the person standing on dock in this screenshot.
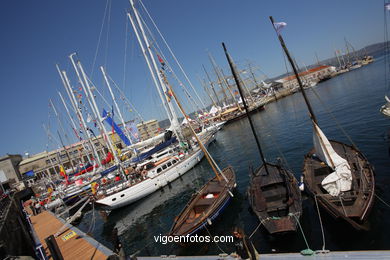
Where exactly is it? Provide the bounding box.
[233,227,257,260]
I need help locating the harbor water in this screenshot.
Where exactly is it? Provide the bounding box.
[77,56,390,256]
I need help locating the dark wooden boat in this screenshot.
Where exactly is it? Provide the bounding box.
[248,163,302,234]
[222,42,302,236]
[303,140,375,230]
[270,15,376,231]
[170,166,235,236]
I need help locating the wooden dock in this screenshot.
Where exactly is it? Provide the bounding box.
[28,210,115,259]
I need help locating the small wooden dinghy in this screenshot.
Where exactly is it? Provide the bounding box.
[270,15,376,230]
[303,140,375,230]
[222,42,302,236]
[248,163,302,234]
[170,166,235,236]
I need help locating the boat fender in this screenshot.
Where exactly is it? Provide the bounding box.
[228,190,234,197]
[207,218,212,225]
[299,176,304,191]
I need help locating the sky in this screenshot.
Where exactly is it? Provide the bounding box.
[0,0,385,157]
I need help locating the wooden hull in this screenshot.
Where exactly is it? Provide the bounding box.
[303,140,375,230]
[170,166,236,236]
[248,163,302,234]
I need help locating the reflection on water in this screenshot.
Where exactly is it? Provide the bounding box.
[77,58,390,256]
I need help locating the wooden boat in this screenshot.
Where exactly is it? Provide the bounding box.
[303,140,375,230]
[270,15,375,230]
[222,42,302,235]
[170,166,235,236]
[162,62,236,237]
[248,163,302,234]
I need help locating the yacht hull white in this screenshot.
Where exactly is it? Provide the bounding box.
[95,134,216,210]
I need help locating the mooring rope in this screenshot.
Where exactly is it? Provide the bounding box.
[314,195,328,253]
[375,193,390,208]
[204,224,227,255]
[289,213,314,255]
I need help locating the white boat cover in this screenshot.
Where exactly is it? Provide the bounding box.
[209,105,221,115]
[313,123,352,196]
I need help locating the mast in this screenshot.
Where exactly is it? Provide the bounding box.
[57,64,102,167]
[163,71,228,183]
[199,77,217,109]
[76,60,120,165]
[100,66,132,143]
[128,1,182,140]
[203,64,221,107]
[208,52,228,105]
[69,55,108,162]
[58,92,91,165]
[220,68,241,109]
[49,99,75,169]
[270,16,336,168]
[334,50,342,68]
[222,42,269,175]
[269,16,318,125]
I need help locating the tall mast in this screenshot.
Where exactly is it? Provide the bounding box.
[198,77,217,109]
[270,16,318,125]
[208,52,228,104]
[69,55,108,162]
[49,99,75,169]
[100,66,132,143]
[58,91,91,165]
[203,64,221,107]
[220,68,241,109]
[222,42,269,175]
[57,64,101,167]
[164,72,228,183]
[248,63,259,89]
[128,1,181,139]
[76,60,120,165]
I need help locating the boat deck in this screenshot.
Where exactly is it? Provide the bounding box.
[27,209,114,259]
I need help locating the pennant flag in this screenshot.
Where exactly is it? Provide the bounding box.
[87,113,92,123]
[157,54,166,70]
[273,21,287,34]
[385,3,390,10]
[165,89,173,102]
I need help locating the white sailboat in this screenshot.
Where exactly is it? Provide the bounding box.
[94,0,218,210]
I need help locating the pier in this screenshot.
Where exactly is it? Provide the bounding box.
[28,209,115,259]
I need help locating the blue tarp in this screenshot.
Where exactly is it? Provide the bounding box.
[102,109,131,146]
[23,170,34,177]
[131,137,177,163]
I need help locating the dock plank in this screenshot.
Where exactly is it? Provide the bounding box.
[29,210,113,260]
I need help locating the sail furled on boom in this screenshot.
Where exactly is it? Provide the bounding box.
[313,122,352,196]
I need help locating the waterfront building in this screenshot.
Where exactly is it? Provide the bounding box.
[137,119,161,141]
[278,65,337,89]
[17,132,124,184]
[0,154,23,191]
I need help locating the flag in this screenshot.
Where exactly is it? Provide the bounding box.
[59,165,66,177]
[385,3,390,10]
[87,113,92,123]
[165,89,173,102]
[273,21,287,34]
[157,54,166,70]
